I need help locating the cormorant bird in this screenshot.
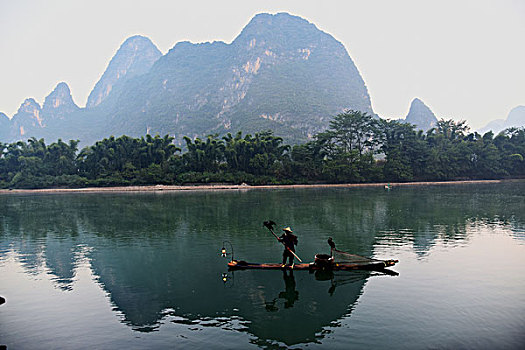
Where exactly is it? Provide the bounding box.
[328,237,336,256]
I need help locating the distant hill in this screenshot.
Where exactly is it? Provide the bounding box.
[507,106,525,126]
[479,106,525,134]
[8,83,81,142]
[0,112,9,140]
[1,12,373,146]
[479,119,505,135]
[86,35,162,108]
[41,82,80,121]
[9,98,43,140]
[404,98,437,131]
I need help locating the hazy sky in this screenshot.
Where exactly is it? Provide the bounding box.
[1,0,524,129]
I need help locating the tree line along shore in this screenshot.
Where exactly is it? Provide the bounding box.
[0,111,524,190]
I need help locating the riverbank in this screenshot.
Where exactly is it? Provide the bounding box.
[0,179,522,194]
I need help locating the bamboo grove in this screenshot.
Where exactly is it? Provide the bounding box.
[0,111,524,189]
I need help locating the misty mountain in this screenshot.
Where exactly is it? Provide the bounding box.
[479,106,525,135]
[0,112,9,140]
[506,106,525,126]
[479,119,505,135]
[9,98,43,140]
[7,83,81,142]
[404,98,437,131]
[86,35,162,108]
[1,12,373,146]
[41,82,80,121]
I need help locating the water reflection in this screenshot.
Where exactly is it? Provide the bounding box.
[0,182,524,347]
[265,270,299,311]
[219,268,375,346]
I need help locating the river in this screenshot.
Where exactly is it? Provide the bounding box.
[1,182,524,349]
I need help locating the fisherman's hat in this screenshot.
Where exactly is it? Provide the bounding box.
[283,227,293,233]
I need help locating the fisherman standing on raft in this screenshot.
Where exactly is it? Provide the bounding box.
[279,227,298,267]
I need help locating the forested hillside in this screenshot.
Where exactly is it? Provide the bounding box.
[1,111,523,189]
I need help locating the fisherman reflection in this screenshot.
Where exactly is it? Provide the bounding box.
[280,270,299,308]
[265,270,299,311]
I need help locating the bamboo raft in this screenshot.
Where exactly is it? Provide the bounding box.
[228,258,398,271]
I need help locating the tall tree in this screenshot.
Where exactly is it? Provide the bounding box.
[183,134,224,172]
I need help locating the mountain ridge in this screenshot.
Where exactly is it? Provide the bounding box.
[3,13,372,145]
[42,82,80,120]
[479,105,525,134]
[86,35,162,108]
[10,98,43,139]
[0,112,9,140]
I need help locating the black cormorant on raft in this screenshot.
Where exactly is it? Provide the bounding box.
[226,222,398,272]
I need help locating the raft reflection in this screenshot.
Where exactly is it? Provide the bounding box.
[211,267,398,346]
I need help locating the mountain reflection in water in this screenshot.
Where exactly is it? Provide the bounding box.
[0,182,524,348]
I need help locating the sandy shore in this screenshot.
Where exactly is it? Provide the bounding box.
[0,179,521,194]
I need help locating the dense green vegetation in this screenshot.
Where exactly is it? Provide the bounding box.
[0,111,524,189]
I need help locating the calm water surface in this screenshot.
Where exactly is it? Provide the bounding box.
[0,183,524,349]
